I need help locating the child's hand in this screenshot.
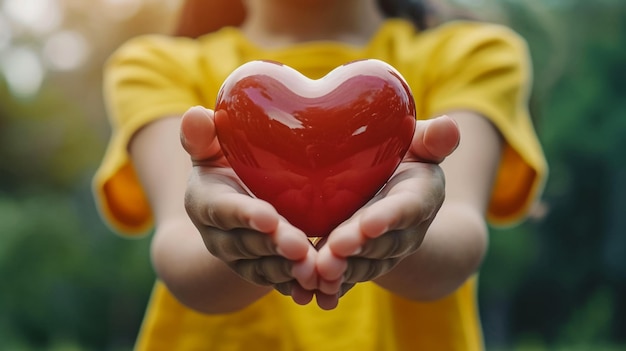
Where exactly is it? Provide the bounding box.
[180,108,459,309]
[314,116,460,309]
[180,107,318,305]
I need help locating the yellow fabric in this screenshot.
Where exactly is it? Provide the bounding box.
[93,19,547,350]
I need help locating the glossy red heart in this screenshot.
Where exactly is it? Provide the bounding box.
[214,59,416,237]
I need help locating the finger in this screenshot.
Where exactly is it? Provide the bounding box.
[234,256,293,286]
[322,219,364,259]
[193,191,309,259]
[273,220,314,261]
[315,292,340,310]
[318,277,343,295]
[339,282,356,298]
[357,198,407,239]
[191,190,311,261]
[204,202,311,261]
[358,166,443,239]
[274,281,292,296]
[194,192,280,233]
[410,115,460,164]
[343,257,400,284]
[316,245,348,281]
[180,106,224,164]
[356,227,428,260]
[201,228,278,262]
[291,246,318,290]
[290,284,315,305]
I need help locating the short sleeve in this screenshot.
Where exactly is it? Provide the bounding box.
[423,22,548,225]
[92,35,207,235]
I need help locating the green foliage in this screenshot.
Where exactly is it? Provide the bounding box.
[479,225,540,295]
[0,81,103,191]
[0,188,153,350]
[0,79,153,349]
[478,0,626,349]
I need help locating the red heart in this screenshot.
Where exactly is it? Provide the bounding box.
[215,59,416,237]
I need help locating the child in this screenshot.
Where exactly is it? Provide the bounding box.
[93,0,547,349]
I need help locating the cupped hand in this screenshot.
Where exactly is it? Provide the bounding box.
[314,115,460,309]
[180,106,318,305]
[180,108,460,309]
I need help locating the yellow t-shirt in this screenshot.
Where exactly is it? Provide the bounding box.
[93,19,547,351]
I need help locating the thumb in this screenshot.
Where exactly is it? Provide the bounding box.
[409,115,460,164]
[180,106,224,163]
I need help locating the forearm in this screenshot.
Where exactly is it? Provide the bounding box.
[130,116,272,314]
[374,111,501,301]
[374,201,488,301]
[151,217,272,314]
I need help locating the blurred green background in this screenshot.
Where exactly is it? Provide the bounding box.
[0,0,624,350]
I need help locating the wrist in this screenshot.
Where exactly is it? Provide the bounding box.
[373,204,488,301]
[151,218,272,314]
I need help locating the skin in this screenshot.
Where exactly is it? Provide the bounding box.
[129,0,502,312]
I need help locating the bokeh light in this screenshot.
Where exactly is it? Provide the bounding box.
[2,0,63,34]
[100,0,144,21]
[43,30,90,71]
[0,0,181,98]
[0,14,12,50]
[1,46,44,98]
